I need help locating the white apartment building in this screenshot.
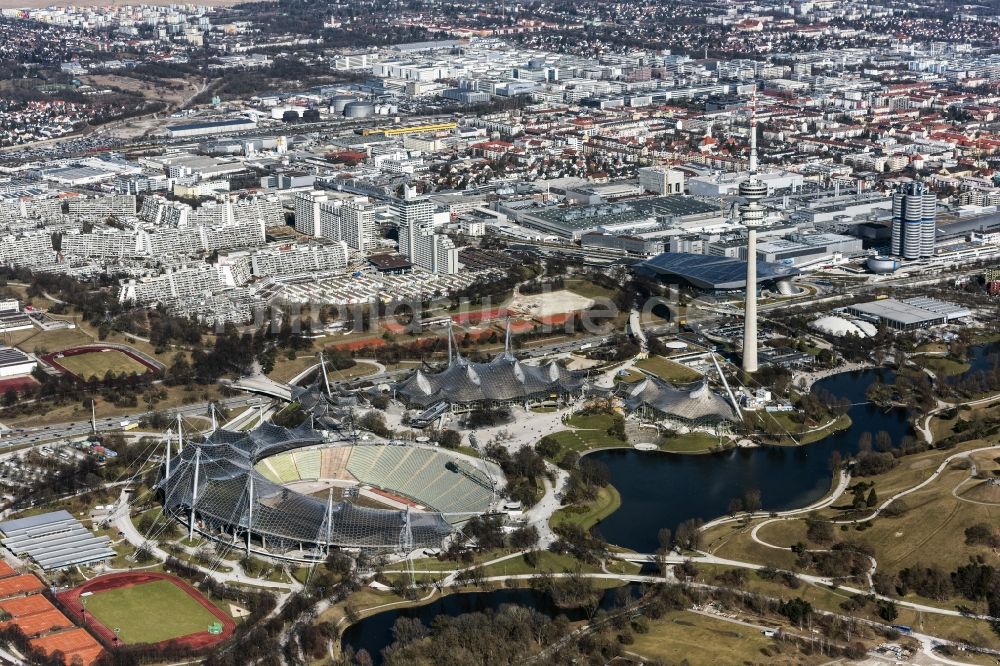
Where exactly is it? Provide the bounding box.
[317,195,376,251]
[119,264,229,304]
[140,194,284,229]
[393,188,461,275]
[61,230,139,260]
[638,166,685,195]
[66,194,137,218]
[294,190,327,236]
[249,242,349,278]
[0,233,57,268]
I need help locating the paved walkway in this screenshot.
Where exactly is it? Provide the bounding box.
[111,490,300,597]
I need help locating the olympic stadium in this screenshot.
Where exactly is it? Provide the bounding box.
[156,421,503,559]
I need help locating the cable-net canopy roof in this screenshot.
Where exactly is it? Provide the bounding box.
[291,376,359,429]
[620,376,738,424]
[158,423,452,552]
[395,351,586,408]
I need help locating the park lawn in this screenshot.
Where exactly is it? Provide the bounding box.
[477,551,602,577]
[761,412,851,445]
[702,523,798,571]
[635,355,702,383]
[566,413,617,430]
[697,564,854,616]
[84,579,222,644]
[268,356,378,383]
[56,349,150,380]
[893,604,1000,651]
[2,382,225,428]
[754,519,810,549]
[812,439,990,520]
[542,412,630,459]
[851,468,996,572]
[563,278,616,301]
[659,432,719,453]
[549,484,621,531]
[547,429,626,457]
[917,356,970,377]
[6,325,93,355]
[629,610,796,666]
[615,369,644,383]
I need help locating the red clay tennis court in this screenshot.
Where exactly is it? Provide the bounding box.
[2,608,73,636]
[0,593,57,617]
[31,628,104,666]
[0,573,44,598]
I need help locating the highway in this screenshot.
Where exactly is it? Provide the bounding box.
[0,395,261,449]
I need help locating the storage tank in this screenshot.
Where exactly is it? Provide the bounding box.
[270,106,289,120]
[344,101,375,118]
[866,256,900,273]
[330,95,358,115]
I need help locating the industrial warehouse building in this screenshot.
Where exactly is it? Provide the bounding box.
[845,297,972,331]
[508,196,719,240]
[166,117,257,139]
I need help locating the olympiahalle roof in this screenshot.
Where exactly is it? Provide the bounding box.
[395,350,586,408]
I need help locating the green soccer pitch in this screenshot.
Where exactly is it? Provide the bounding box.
[82,579,221,644]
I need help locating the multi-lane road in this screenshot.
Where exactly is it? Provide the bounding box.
[0,395,260,449]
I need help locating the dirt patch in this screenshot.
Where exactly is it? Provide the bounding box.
[908,459,934,471]
[509,289,595,318]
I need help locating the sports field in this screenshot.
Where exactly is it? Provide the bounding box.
[83,579,221,644]
[55,349,150,380]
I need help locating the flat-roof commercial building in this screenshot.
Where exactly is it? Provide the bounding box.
[845,297,972,331]
[688,170,804,198]
[515,196,718,240]
[755,233,863,267]
[0,510,115,570]
[166,117,257,139]
[0,346,36,376]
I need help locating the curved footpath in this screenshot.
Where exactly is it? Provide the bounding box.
[687,443,1000,624]
[111,489,301,603]
[700,468,852,533]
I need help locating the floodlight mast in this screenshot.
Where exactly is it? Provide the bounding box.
[189,447,201,540]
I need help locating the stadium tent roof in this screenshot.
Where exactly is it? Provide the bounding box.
[621,376,738,424]
[0,510,115,570]
[291,376,358,428]
[395,351,586,408]
[158,423,452,552]
[636,252,800,291]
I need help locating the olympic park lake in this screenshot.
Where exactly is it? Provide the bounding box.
[341,343,999,661]
[589,368,907,553]
[590,339,1000,553]
[340,585,645,663]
